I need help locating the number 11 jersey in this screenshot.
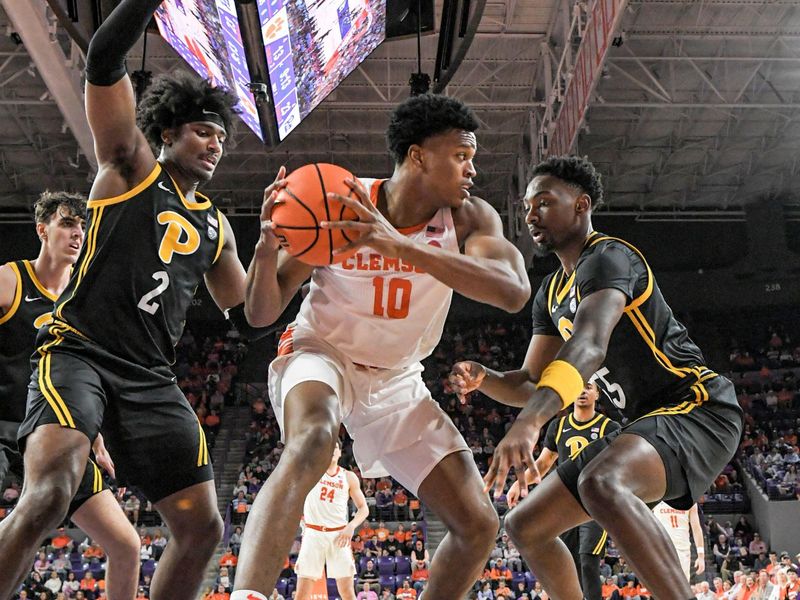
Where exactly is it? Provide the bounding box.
[294,179,458,370]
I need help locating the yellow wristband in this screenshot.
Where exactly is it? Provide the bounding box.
[538,360,584,409]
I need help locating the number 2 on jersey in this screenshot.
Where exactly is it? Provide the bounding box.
[319,486,336,503]
[138,271,170,315]
[372,276,411,319]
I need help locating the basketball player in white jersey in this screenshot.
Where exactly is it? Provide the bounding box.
[233,94,530,600]
[652,502,705,582]
[295,441,368,600]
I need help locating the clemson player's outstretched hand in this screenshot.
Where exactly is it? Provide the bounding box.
[448,361,487,404]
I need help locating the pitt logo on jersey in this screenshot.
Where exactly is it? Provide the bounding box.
[157,211,201,264]
[565,435,589,460]
[33,312,53,329]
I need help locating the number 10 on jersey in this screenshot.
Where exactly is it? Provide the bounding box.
[372,276,411,319]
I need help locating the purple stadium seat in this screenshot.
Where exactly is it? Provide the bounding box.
[359,556,369,573]
[525,572,536,588]
[395,575,411,589]
[395,556,411,575]
[377,556,395,575]
[276,578,288,596]
[512,571,526,587]
[326,578,339,598]
[141,559,156,578]
[379,574,395,589]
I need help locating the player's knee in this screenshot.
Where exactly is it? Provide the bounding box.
[468,507,500,549]
[577,469,621,512]
[173,510,223,553]
[284,427,337,475]
[18,482,72,532]
[105,526,142,566]
[504,508,529,546]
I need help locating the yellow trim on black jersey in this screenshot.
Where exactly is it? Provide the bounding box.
[168,173,212,211]
[599,418,611,437]
[0,262,22,325]
[196,420,209,467]
[23,260,57,301]
[90,459,103,494]
[37,324,76,428]
[56,205,105,321]
[556,271,575,304]
[567,412,604,431]
[587,236,654,312]
[592,530,608,555]
[87,163,162,208]
[212,208,225,264]
[554,416,567,444]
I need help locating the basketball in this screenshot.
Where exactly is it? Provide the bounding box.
[270,163,362,266]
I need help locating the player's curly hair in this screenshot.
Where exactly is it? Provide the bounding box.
[136,71,240,150]
[386,94,480,164]
[531,155,605,208]
[33,190,87,223]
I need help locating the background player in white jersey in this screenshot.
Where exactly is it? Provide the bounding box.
[233,94,530,599]
[295,441,368,600]
[652,503,705,582]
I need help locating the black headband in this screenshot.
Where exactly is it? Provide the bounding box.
[175,107,227,131]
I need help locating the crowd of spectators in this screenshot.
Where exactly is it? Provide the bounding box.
[8,526,165,600]
[729,324,800,501]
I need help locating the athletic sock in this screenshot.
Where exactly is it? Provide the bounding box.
[231,591,267,600]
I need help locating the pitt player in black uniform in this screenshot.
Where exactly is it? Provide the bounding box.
[450,156,742,600]
[506,382,619,600]
[0,1,259,598]
[0,191,140,600]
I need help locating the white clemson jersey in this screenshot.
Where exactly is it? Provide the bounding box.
[653,502,691,554]
[303,467,350,528]
[293,178,457,369]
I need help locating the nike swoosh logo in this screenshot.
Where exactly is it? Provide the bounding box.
[24,295,42,302]
[158,181,174,194]
[562,428,572,432]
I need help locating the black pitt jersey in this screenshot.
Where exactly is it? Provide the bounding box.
[532,232,738,419]
[543,412,620,464]
[0,260,56,421]
[52,163,224,368]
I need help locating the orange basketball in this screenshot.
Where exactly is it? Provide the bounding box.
[270,163,362,266]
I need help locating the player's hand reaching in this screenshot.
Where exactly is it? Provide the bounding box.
[257,166,287,253]
[483,418,540,499]
[321,178,410,258]
[448,361,487,404]
[334,524,355,548]
[92,433,116,479]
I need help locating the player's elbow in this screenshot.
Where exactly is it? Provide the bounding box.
[498,279,531,313]
[243,303,275,328]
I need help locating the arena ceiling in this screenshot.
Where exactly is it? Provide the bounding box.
[0,0,799,231]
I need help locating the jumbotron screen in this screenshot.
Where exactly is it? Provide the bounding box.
[154,0,264,141]
[257,0,386,141]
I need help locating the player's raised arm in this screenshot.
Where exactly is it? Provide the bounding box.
[244,169,315,327]
[84,0,160,179]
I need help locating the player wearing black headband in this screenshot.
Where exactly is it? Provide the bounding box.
[0,1,264,598]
